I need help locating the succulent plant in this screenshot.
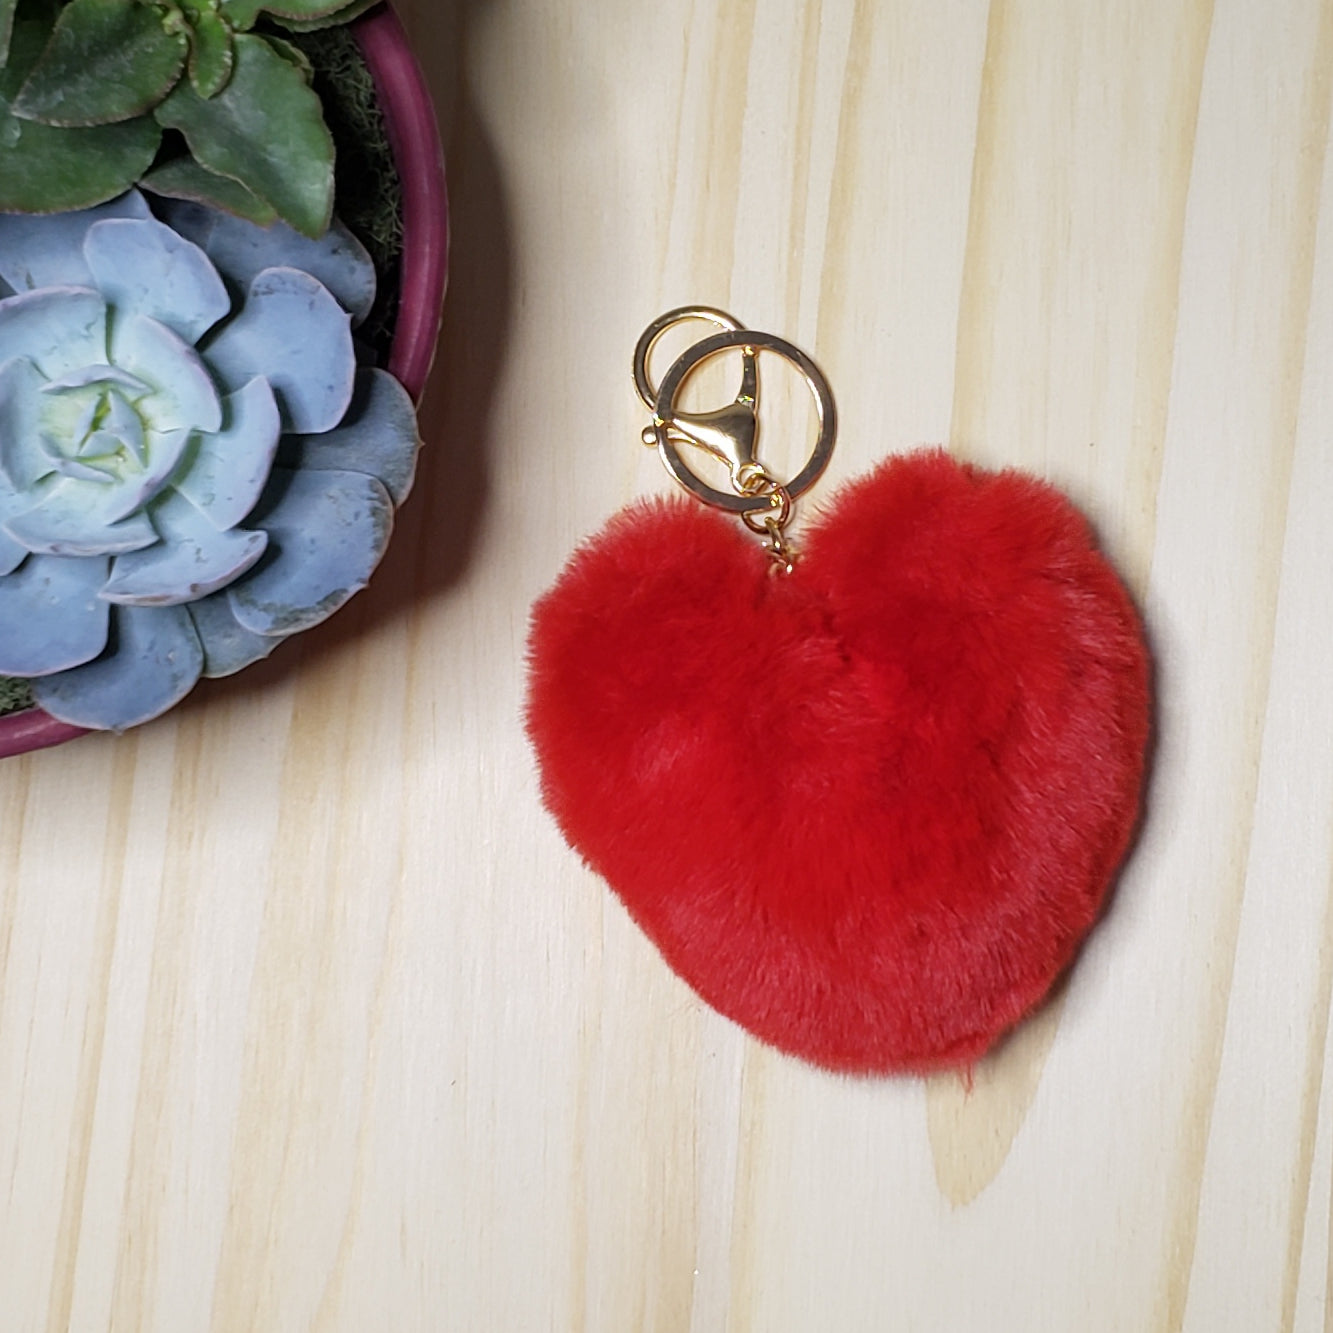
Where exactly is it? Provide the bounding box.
[0,0,381,236]
[0,187,419,730]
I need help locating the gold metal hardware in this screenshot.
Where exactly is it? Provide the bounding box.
[632,307,836,573]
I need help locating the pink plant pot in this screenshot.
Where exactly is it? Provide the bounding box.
[0,2,448,761]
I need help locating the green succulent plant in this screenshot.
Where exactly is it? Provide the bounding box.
[0,0,380,236]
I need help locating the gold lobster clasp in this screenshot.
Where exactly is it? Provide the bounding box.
[633,306,758,487]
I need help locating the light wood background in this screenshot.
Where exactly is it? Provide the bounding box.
[3,0,1332,1328]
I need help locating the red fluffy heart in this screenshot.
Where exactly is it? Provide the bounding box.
[526,449,1150,1073]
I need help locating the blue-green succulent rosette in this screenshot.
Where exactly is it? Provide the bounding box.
[0,188,419,730]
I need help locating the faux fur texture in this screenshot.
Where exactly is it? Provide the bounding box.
[525,449,1151,1074]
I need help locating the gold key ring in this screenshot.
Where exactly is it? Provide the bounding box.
[632,305,746,411]
[645,326,837,516]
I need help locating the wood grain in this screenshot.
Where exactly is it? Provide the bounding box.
[3,0,1333,1328]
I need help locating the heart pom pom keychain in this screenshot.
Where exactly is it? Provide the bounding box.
[525,308,1151,1075]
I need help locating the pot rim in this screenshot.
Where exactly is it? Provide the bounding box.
[0,0,449,761]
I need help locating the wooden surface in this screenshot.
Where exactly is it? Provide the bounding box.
[3,0,1333,1328]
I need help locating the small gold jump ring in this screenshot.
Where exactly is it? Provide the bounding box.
[740,486,792,533]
